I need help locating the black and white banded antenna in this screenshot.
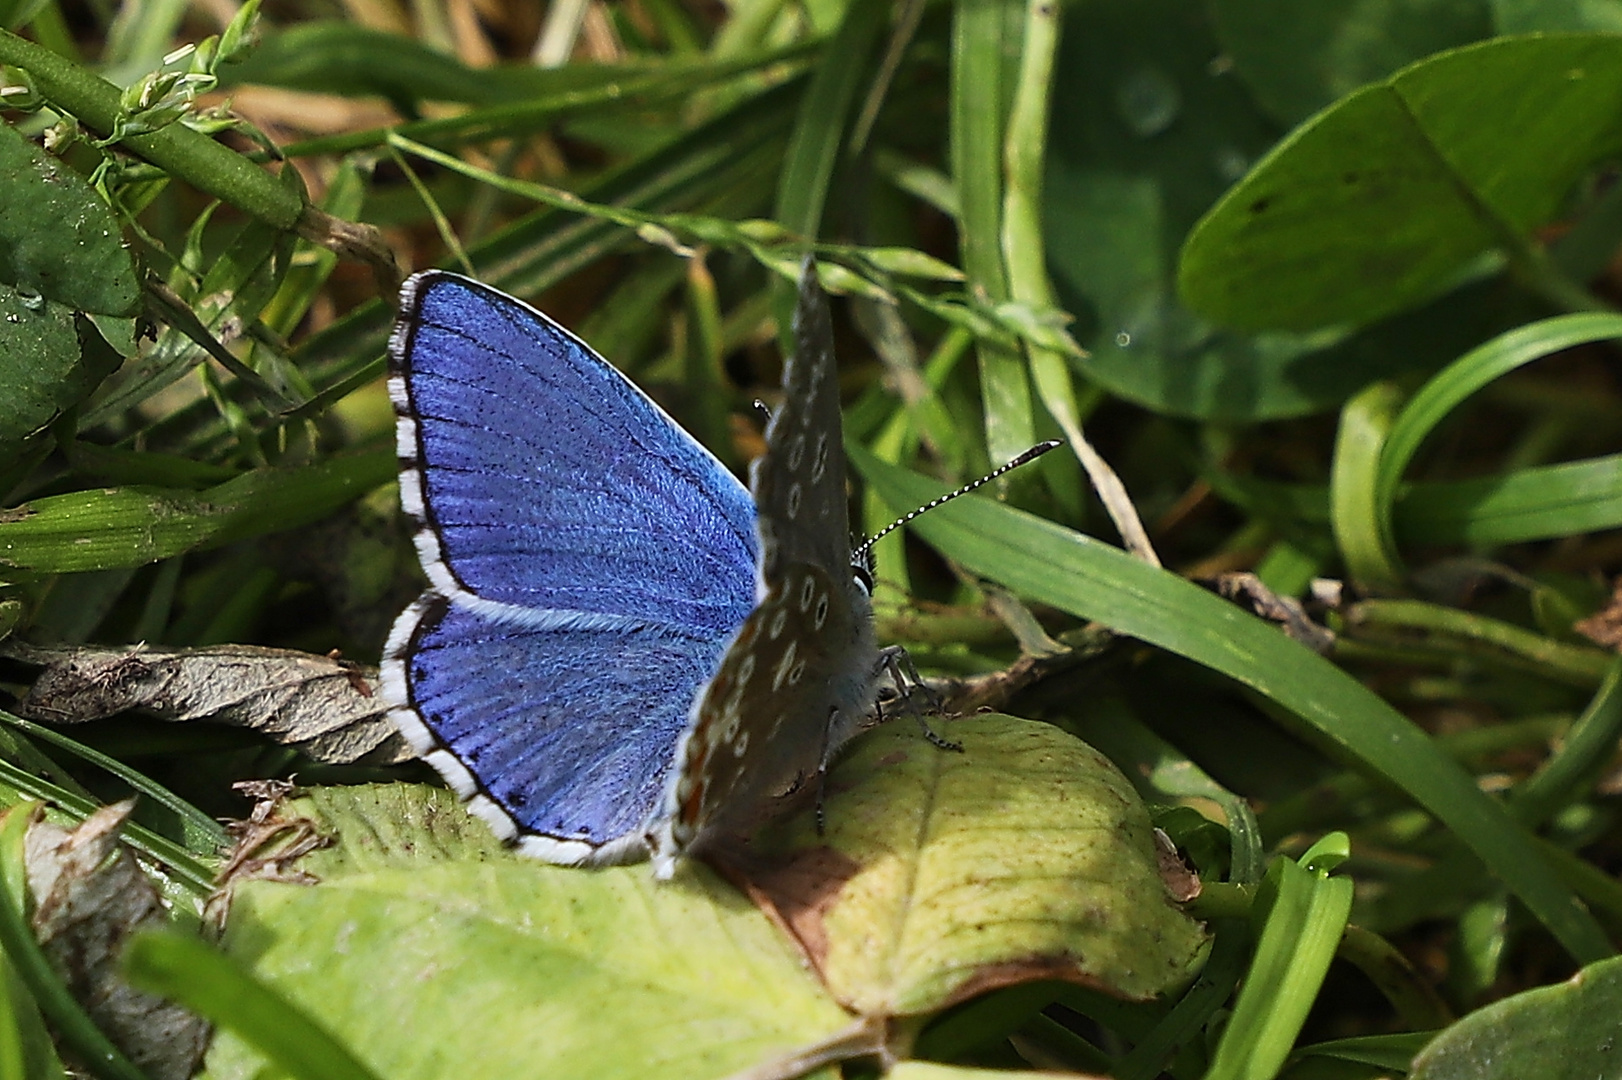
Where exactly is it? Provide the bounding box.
[853,440,1063,571]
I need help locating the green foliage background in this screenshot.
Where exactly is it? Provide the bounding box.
[0,0,1621,1078]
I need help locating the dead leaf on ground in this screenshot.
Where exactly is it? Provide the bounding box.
[25,801,210,1080]
[1574,578,1622,651]
[4,641,410,764]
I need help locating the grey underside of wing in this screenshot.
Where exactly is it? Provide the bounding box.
[752,264,854,583]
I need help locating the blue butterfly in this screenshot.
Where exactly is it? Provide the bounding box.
[381,264,880,872]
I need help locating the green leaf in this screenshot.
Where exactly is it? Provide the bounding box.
[854,449,1613,964]
[1181,34,1622,332]
[0,452,393,572]
[1410,953,1622,1079]
[0,119,138,316]
[1209,0,1492,126]
[0,285,121,460]
[206,785,852,1080]
[1043,0,1504,421]
[745,715,1208,1015]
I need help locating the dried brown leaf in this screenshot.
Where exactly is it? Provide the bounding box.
[26,801,210,1080]
[6,641,410,764]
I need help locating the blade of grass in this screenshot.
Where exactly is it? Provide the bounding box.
[0,712,227,857]
[1374,312,1622,563]
[1213,453,1622,547]
[1331,380,1405,590]
[0,754,216,899]
[0,452,393,573]
[771,0,888,348]
[123,929,384,1080]
[1344,599,1613,688]
[855,449,1614,963]
[1205,836,1355,1080]
[1512,657,1622,826]
[952,0,1033,465]
[289,75,808,384]
[1000,0,1102,526]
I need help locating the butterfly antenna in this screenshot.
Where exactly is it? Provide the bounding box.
[853,440,1063,563]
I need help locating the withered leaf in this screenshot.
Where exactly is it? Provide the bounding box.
[26,801,210,1080]
[5,641,410,764]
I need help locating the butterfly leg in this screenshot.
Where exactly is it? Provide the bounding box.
[815,705,839,836]
[874,646,962,752]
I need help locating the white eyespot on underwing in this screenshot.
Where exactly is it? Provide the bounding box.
[773,638,799,691]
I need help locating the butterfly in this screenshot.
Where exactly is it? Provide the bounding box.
[380,262,880,873]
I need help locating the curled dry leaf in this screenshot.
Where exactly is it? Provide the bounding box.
[25,800,210,1080]
[1573,577,1622,651]
[205,779,333,929]
[5,641,411,764]
[1208,572,1336,653]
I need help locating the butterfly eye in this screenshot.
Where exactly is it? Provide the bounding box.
[851,563,874,596]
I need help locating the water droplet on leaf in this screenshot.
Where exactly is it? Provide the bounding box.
[1115,66,1180,138]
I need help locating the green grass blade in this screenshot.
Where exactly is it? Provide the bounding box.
[0,712,227,856]
[1206,836,1355,1080]
[952,0,1033,465]
[0,452,393,573]
[773,2,883,241]
[0,721,217,898]
[1331,380,1404,589]
[123,929,384,1080]
[856,448,1614,963]
[1376,312,1622,552]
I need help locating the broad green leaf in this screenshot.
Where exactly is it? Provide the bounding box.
[1492,0,1622,34]
[1181,34,1622,332]
[0,119,138,316]
[1042,0,1507,421]
[743,715,1208,1015]
[0,285,120,460]
[0,452,393,572]
[207,786,851,1080]
[1209,0,1492,125]
[1410,953,1622,1079]
[855,450,1612,964]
